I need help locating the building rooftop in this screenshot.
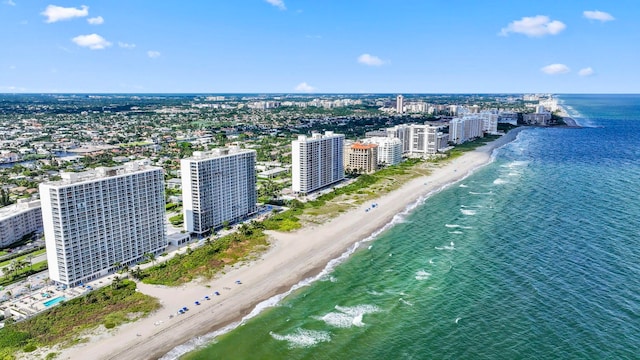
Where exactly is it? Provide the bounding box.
[351,142,378,150]
[42,159,160,187]
[185,146,255,161]
[0,199,41,220]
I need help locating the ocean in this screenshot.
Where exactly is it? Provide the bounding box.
[176,94,640,360]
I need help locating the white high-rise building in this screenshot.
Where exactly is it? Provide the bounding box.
[364,137,403,166]
[0,199,43,248]
[385,124,448,156]
[386,125,412,153]
[396,95,404,114]
[409,124,448,156]
[292,131,344,195]
[449,116,484,144]
[40,160,166,287]
[181,147,257,235]
[479,111,499,135]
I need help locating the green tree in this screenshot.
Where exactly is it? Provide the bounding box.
[2,267,11,280]
[144,253,156,266]
[0,188,13,207]
[112,275,122,290]
[26,255,34,273]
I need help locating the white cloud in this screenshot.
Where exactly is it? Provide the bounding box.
[294,82,316,92]
[147,50,161,58]
[41,5,88,23]
[500,15,566,37]
[118,42,136,49]
[87,16,104,25]
[583,10,614,22]
[541,63,570,75]
[72,34,111,50]
[4,0,16,6]
[265,0,286,10]
[357,53,385,66]
[578,67,594,76]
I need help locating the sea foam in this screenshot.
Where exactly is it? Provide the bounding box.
[415,270,431,280]
[270,328,331,348]
[460,209,476,215]
[317,304,380,328]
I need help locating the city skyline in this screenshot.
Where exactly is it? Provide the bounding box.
[1,1,637,93]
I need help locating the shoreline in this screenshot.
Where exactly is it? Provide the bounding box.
[50,128,526,360]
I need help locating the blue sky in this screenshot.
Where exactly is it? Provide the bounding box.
[1,0,638,93]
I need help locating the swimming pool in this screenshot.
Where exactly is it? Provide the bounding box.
[43,296,66,307]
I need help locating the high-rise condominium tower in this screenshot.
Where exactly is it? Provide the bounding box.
[292,131,345,195]
[181,147,257,235]
[396,94,404,114]
[40,160,166,287]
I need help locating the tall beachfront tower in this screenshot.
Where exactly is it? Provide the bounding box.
[181,146,257,235]
[40,160,167,287]
[292,131,345,195]
[396,95,404,114]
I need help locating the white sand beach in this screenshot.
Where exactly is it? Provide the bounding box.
[52,129,524,360]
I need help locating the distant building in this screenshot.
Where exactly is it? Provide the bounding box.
[364,137,403,166]
[364,129,387,138]
[0,199,43,248]
[498,111,518,126]
[396,95,404,114]
[344,142,378,174]
[479,111,499,135]
[449,116,484,144]
[523,112,552,125]
[385,124,448,156]
[40,160,167,287]
[181,147,257,235]
[386,125,412,153]
[408,124,449,156]
[292,131,345,195]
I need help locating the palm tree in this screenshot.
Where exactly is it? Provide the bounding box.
[112,275,122,290]
[9,260,21,278]
[112,261,122,272]
[144,252,156,266]
[239,223,253,237]
[26,255,34,273]
[129,266,143,280]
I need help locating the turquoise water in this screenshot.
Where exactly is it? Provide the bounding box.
[175,95,640,360]
[43,296,66,307]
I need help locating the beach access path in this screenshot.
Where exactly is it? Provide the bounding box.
[52,128,525,360]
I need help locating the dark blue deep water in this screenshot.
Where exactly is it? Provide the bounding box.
[177,95,640,360]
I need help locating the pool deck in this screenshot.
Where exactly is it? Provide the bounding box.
[0,275,120,322]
